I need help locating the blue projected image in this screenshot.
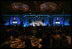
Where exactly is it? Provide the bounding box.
[53,17,64,26]
[4,17,9,25]
[64,17,70,26]
[5,22,9,25]
[10,17,20,25]
[23,23,28,27]
[44,18,50,26]
[23,20,29,27]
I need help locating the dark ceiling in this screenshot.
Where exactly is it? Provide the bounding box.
[1,1,71,15]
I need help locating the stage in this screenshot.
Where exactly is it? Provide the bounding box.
[2,14,71,27]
